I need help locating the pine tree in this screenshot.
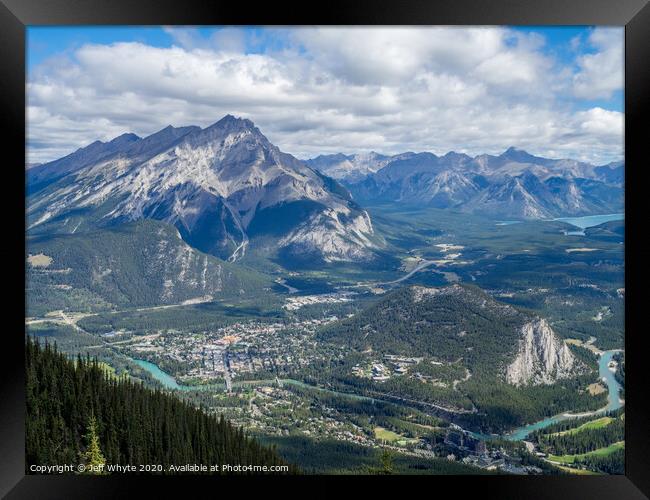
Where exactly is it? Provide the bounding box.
[25,337,294,474]
[80,414,106,474]
[380,448,394,475]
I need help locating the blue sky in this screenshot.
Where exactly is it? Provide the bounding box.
[511,26,623,112]
[27,26,624,164]
[27,27,286,71]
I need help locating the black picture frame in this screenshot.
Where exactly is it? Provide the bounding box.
[2,0,649,497]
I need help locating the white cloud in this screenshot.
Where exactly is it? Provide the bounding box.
[162,26,247,53]
[573,27,624,99]
[27,27,624,165]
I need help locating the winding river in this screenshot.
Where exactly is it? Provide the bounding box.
[133,349,624,442]
[502,349,624,441]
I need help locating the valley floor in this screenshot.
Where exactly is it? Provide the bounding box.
[26,209,625,474]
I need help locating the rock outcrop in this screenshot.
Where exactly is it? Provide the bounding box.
[506,318,581,386]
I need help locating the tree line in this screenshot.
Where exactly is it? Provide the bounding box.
[26,337,295,474]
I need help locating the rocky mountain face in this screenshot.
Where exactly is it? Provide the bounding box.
[309,147,623,219]
[27,133,142,194]
[505,318,581,386]
[27,116,375,263]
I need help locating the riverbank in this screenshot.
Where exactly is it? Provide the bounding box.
[503,349,624,441]
[131,347,624,443]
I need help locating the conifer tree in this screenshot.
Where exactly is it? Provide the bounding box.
[80,414,106,474]
[25,337,293,474]
[380,448,393,475]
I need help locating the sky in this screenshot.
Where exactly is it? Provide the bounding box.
[27,26,624,165]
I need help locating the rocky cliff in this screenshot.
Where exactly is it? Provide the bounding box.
[505,318,581,386]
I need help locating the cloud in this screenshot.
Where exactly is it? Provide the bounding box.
[573,27,624,99]
[162,26,247,53]
[27,27,624,165]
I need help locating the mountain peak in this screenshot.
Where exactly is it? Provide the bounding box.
[122,125,200,158]
[506,318,582,386]
[208,114,256,131]
[499,147,542,163]
[441,151,472,165]
[28,115,376,264]
[109,133,141,146]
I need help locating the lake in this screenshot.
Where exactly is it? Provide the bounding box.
[553,213,624,235]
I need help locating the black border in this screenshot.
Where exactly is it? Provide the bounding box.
[2,1,649,497]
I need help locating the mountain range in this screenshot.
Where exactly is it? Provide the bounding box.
[27,115,375,264]
[27,115,624,275]
[307,148,624,219]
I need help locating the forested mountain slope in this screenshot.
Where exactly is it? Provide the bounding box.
[26,219,273,315]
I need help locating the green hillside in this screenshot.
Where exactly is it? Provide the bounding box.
[319,284,526,375]
[26,219,274,316]
[316,284,607,432]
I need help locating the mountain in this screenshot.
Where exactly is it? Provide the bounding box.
[336,147,623,219]
[317,284,601,432]
[462,171,555,218]
[397,170,482,208]
[305,152,403,182]
[27,115,376,264]
[27,133,142,193]
[320,284,582,385]
[594,161,624,185]
[26,220,273,315]
[346,151,481,207]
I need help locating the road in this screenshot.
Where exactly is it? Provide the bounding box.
[363,389,477,415]
[369,259,437,287]
[223,351,233,392]
[26,295,216,330]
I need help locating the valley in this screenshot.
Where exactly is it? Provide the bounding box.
[25,117,624,475]
[26,203,624,474]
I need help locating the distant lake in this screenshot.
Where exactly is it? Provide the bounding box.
[553,213,624,235]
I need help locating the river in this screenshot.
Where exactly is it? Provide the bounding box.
[133,359,224,391]
[502,349,623,441]
[133,349,624,442]
[132,359,376,399]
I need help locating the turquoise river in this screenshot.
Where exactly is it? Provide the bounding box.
[133,348,623,442]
